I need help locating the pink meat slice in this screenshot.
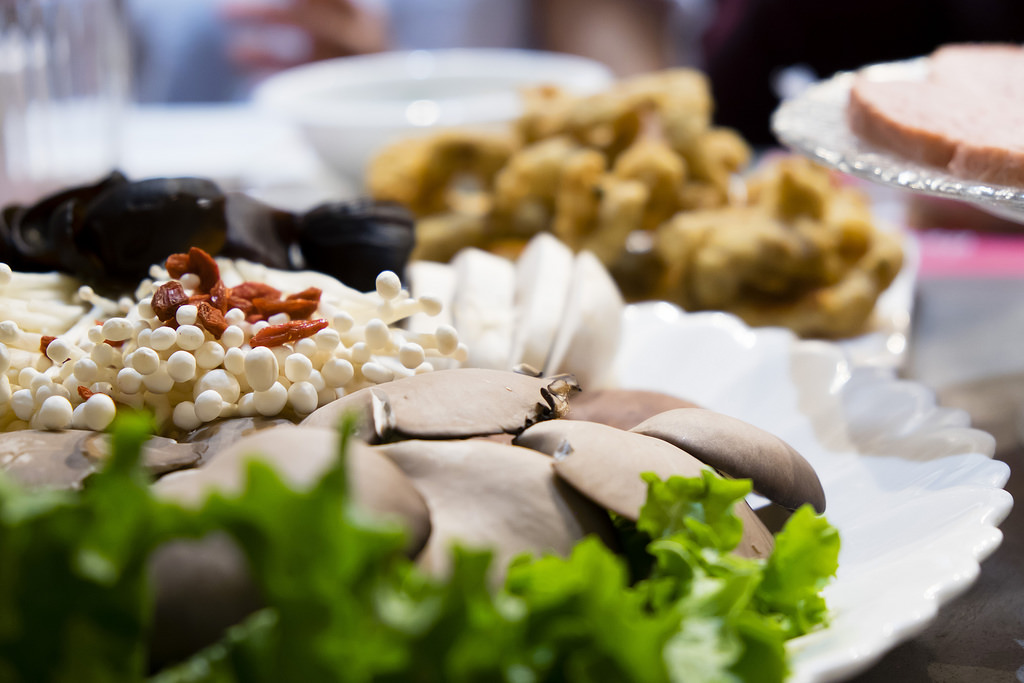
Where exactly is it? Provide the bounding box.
[847,44,1024,187]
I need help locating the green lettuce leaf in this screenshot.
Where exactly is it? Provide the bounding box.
[0,416,839,683]
[0,412,178,683]
[755,506,840,638]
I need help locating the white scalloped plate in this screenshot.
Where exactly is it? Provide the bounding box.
[771,57,1024,225]
[614,303,1012,682]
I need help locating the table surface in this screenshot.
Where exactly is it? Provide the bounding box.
[73,107,1024,681]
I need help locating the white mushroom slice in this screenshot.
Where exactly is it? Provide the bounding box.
[514,419,774,559]
[544,250,623,390]
[301,368,579,442]
[374,439,616,582]
[153,424,431,554]
[630,408,826,513]
[507,233,575,373]
[450,247,516,370]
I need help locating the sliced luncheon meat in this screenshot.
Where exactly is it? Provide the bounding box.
[847,43,1024,187]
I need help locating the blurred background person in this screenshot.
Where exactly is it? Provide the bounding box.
[126,0,673,103]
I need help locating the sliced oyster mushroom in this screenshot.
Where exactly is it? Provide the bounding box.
[0,430,97,489]
[630,408,826,513]
[148,532,262,668]
[374,439,617,582]
[0,429,200,490]
[84,433,201,476]
[568,388,699,430]
[148,425,430,666]
[301,368,580,442]
[514,419,774,559]
[183,416,294,465]
[152,424,431,552]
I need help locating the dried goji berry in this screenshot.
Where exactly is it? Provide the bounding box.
[230,281,281,301]
[285,287,322,303]
[226,296,255,316]
[209,279,229,313]
[152,281,189,322]
[187,247,221,293]
[40,335,56,354]
[165,253,190,278]
[196,301,228,339]
[249,319,328,347]
[78,386,95,401]
[252,297,319,320]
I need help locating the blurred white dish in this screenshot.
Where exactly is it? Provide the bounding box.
[253,48,614,182]
[616,302,1011,682]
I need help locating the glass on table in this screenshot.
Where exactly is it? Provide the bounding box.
[0,0,131,206]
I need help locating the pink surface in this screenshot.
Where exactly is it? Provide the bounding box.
[916,230,1024,278]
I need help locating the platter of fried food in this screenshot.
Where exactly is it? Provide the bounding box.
[365,69,910,356]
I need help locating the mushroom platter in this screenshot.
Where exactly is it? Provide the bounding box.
[0,176,1007,683]
[0,185,840,681]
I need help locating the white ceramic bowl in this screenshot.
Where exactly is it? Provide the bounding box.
[253,48,615,182]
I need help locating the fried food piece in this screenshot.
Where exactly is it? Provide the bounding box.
[490,136,580,237]
[517,84,578,144]
[535,69,714,162]
[411,211,491,263]
[581,178,649,266]
[367,130,516,216]
[552,148,607,249]
[682,127,752,202]
[729,228,904,338]
[654,157,903,337]
[628,69,714,156]
[613,130,686,231]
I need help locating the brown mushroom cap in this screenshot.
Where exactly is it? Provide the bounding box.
[296,387,380,439]
[514,419,773,559]
[630,408,826,513]
[567,388,700,430]
[148,533,262,668]
[301,368,580,442]
[147,425,431,666]
[152,425,431,554]
[183,416,294,465]
[0,429,200,490]
[373,439,617,582]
